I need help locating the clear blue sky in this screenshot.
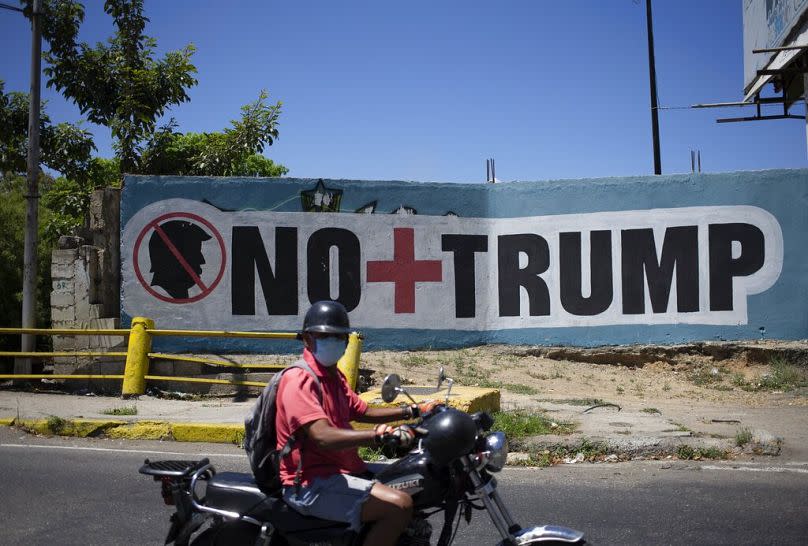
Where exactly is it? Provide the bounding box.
[1,0,806,183]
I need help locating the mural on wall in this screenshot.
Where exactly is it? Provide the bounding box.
[120,171,807,349]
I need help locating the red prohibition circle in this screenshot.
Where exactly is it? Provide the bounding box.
[133,211,227,304]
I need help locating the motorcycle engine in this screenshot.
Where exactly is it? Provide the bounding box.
[397,518,432,546]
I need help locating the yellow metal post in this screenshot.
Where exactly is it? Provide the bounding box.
[337,332,362,391]
[122,317,154,397]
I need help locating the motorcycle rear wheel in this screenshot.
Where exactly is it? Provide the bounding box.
[497,540,593,546]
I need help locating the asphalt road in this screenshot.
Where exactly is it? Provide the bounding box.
[0,428,806,545]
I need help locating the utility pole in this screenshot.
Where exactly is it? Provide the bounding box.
[805,73,808,158]
[645,0,662,175]
[16,0,42,376]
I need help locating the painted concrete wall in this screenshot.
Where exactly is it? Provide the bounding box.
[121,170,808,352]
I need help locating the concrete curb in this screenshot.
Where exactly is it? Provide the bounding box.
[0,417,784,465]
[1,417,245,444]
[0,385,501,446]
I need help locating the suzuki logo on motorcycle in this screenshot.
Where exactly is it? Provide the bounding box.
[388,477,424,492]
[122,200,783,331]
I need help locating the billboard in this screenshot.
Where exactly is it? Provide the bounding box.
[121,171,807,351]
[743,0,808,97]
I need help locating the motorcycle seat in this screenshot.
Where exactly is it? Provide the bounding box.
[204,473,351,535]
[206,472,274,514]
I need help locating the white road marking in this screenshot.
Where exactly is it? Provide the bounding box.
[0,443,245,458]
[700,464,808,475]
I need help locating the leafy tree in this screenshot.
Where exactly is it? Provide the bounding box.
[0,80,96,240]
[0,80,95,177]
[2,1,288,349]
[0,80,91,357]
[22,0,286,182]
[0,173,55,359]
[25,0,198,174]
[140,91,287,177]
[41,157,120,241]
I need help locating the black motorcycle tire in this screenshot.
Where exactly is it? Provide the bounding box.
[524,540,592,546]
[497,540,592,546]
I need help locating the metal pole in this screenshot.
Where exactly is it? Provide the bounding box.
[17,0,42,376]
[805,73,808,158]
[645,0,662,175]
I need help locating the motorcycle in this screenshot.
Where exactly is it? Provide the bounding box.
[139,369,586,545]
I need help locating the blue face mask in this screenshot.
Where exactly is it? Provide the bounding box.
[313,337,347,367]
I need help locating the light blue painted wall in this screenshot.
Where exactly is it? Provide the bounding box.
[121,170,808,352]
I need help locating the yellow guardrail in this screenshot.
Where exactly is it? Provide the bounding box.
[149,329,299,339]
[0,328,129,336]
[148,353,287,370]
[0,316,363,396]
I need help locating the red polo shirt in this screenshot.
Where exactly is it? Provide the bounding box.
[275,348,369,487]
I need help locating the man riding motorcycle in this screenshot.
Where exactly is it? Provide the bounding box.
[139,301,587,545]
[272,300,438,546]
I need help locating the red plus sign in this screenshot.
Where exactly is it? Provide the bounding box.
[367,228,442,313]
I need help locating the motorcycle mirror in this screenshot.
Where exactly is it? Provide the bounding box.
[436,367,446,390]
[381,374,402,403]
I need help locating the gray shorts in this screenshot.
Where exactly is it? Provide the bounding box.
[282,473,376,532]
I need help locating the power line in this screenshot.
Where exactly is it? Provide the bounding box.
[0,2,24,13]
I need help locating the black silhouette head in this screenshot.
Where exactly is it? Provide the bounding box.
[148,220,212,299]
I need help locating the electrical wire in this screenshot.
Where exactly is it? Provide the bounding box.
[0,2,24,13]
[655,105,701,110]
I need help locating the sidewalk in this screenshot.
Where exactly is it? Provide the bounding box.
[519,398,806,462]
[1,386,804,463]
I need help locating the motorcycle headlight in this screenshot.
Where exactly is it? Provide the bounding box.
[484,432,508,472]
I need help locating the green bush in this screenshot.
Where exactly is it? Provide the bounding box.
[0,174,54,370]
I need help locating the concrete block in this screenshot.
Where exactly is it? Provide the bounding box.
[89,190,106,230]
[97,317,121,329]
[51,262,75,279]
[73,295,100,321]
[51,306,76,323]
[73,269,90,292]
[50,292,74,308]
[151,361,174,376]
[360,385,500,413]
[174,361,206,377]
[86,335,105,349]
[74,335,90,350]
[86,304,102,320]
[52,335,76,351]
[51,320,74,329]
[53,358,75,376]
[52,248,79,265]
[52,279,72,291]
[56,235,83,250]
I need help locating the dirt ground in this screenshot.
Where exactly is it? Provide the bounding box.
[355,341,808,411]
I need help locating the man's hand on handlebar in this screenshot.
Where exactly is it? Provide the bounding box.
[408,399,441,419]
[374,424,417,449]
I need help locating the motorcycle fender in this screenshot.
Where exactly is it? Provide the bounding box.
[510,525,585,544]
